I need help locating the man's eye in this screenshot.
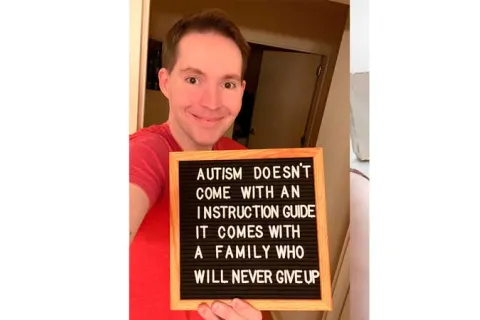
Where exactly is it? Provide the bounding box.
[224,82,236,89]
[186,77,199,85]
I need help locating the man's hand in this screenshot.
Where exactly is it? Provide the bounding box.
[197,299,262,320]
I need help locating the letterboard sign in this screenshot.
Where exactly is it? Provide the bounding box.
[169,148,331,311]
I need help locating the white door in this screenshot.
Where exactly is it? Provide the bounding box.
[247,50,322,149]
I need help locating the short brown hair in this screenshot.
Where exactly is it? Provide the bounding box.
[162,9,250,78]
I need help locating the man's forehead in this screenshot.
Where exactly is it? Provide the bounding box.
[175,33,242,76]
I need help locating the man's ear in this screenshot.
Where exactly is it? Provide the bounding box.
[158,68,170,99]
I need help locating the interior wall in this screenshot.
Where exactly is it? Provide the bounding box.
[316,29,350,274]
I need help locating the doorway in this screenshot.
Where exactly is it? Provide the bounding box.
[233,42,324,149]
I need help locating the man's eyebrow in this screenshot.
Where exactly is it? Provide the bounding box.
[180,67,241,81]
[223,74,242,82]
[179,67,205,75]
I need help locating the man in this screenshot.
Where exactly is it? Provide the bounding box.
[129,9,266,320]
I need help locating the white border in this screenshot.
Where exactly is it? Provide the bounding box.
[1,1,480,320]
[370,0,480,319]
[0,1,128,319]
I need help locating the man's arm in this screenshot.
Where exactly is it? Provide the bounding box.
[129,133,168,244]
[129,183,151,244]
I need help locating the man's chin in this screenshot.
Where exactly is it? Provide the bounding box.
[192,130,225,148]
[195,137,222,149]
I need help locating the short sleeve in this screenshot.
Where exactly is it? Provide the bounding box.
[129,132,169,206]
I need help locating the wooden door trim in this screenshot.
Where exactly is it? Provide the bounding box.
[303,46,339,148]
[323,227,350,320]
[136,0,151,131]
[302,53,329,147]
[129,0,151,134]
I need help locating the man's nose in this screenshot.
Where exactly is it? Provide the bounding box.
[200,85,221,110]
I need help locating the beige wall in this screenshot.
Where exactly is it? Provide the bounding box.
[316,29,350,273]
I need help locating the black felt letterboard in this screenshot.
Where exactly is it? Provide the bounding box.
[169,149,332,311]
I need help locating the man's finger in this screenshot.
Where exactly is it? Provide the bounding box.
[197,303,220,320]
[211,301,244,320]
[231,299,262,320]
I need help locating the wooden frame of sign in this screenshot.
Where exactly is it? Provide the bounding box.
[169,148,332,311]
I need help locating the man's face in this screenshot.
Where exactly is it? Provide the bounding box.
[159,32,245,148]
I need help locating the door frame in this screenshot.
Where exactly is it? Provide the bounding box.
[130,0,151,134]
[302,54,329,147]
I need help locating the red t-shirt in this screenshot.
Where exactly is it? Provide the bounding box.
[129,123,246,320]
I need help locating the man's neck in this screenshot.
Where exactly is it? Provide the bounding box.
[167,120,213,151]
